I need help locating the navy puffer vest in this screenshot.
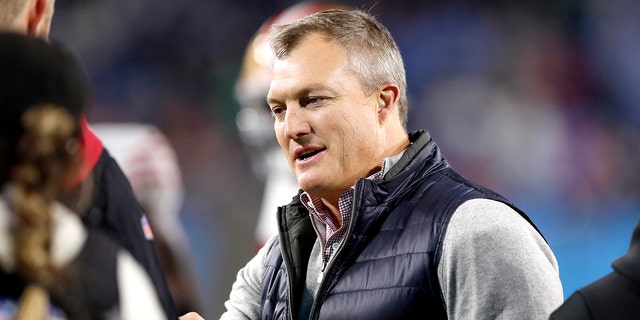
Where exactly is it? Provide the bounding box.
[261,130,541,320]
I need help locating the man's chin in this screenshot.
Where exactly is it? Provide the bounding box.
[297,178,324,197]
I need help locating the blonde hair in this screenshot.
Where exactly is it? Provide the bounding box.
[8,104,79,319]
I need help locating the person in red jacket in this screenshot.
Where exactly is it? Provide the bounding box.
[0,1,177,318]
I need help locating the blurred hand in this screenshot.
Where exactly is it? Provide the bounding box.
[179,312,205,320]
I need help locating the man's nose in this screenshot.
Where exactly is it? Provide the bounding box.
[283,107,311,139]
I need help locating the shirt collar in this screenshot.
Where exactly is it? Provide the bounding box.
[300,149,407,239]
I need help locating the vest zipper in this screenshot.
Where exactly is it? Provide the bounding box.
[309,215,329,285]
[317,261,327,283]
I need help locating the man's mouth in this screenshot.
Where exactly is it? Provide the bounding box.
[296,148,326,161]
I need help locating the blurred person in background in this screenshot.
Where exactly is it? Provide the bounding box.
[185,8,562,319]
[0,31,165,320]
[235,1,352,249]
[91,122,201,315]
[0,0,178,318]
[550,214,640,319]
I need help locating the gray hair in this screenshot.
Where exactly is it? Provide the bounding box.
[269,9,408,128]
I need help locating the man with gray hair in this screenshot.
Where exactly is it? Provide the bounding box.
[183,7,563,320]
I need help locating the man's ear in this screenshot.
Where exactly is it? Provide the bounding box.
[377,83,400,124]
[27,0,52,38]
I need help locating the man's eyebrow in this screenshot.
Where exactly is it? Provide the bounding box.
[266,95,290,106]
[267,87,317,105]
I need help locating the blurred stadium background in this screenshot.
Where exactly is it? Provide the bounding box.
[51,0,640,317]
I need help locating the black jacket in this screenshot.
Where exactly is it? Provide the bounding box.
[550,216,640,320]
[82,149,176,319]
[260,130,539,319]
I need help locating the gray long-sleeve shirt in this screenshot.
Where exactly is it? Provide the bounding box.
[220,198,563,320]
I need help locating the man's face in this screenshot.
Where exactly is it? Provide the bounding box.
[267,33,384,202]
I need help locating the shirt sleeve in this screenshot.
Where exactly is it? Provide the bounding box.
[438,198,564,320]
[220,235,278,319]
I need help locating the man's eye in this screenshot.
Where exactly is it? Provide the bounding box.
[270,106,285,118]
[302,97,323,107]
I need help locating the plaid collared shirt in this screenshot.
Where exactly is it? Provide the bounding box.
[301,167,385,265]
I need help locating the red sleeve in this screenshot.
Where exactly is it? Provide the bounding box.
[72,116,104,187]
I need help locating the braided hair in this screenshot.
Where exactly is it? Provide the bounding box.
[0,32,87,319]
[12,104,80,319]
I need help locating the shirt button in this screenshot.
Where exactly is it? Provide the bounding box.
[332,242,340,250]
